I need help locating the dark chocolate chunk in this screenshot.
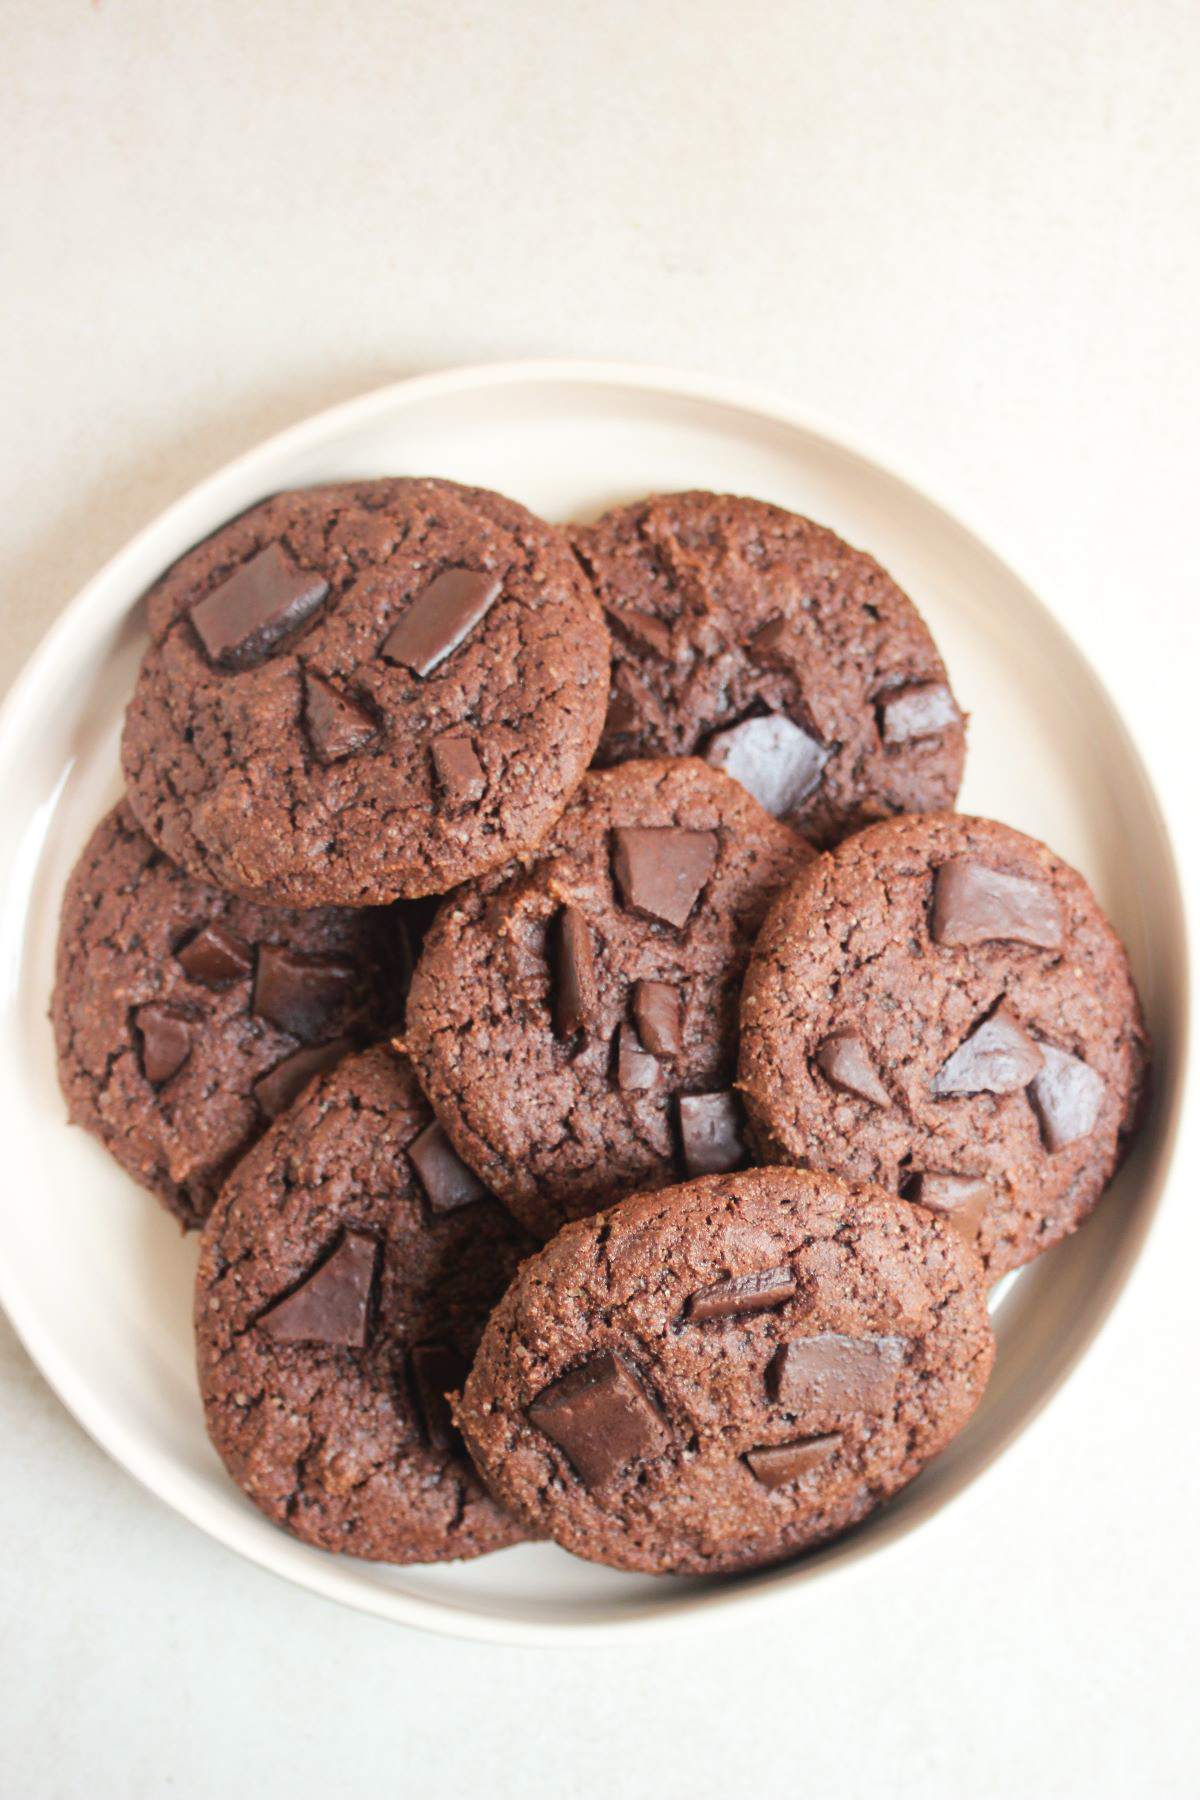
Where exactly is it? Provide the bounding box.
[747,616,792,663]
[406,1119,486,1213]
[381,567,504,676]
[932,859,1064,951]
[252,944,358,1043]
[432,734,485,807]
[253,1038,351,1120]
[135,1005,192,1086]
[527,1350,670,1489]
[931,1003,1044,1097]
[745,1433,841,1489]
[632,978,682,1057]
[1028,1043,1106,1151]
[603,664,652,737]
[815,1030,891,1108]
[190,544,328,670]
[603,604,672,659]
[908,1172,991,1242]
[611,826,718,928]
[175,922,253,988]
[552,905,598,1039]
[256,1229,378,1349]
[877,683,960,745]
[616,1023,659,1092]
[303,671,379,765]
[703,713,828,817]
[409,1343,468,1451]
[766,1332,907,1413]
[677,1090,746,1177]
[686,1263,797,1321]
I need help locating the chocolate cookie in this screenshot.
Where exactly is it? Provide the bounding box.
[122,478,610,905]
[52,801,404,1229]
[738,814,1150,1275]
[572,491,965,846]
[195,1045,534,1563]
[404,758,813,1239]
[456,1166,994,1576]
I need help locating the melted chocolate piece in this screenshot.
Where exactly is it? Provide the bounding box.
[406,1119,486,1213]
[191,544,328,670]
[135,1005,192,1086]
[303,671,378,764]
[677,1090,746,1177]
[175,923,253,988]
[931,1003,1044,1097]
[908,1172,991,1242]
[527,1350,670,1489]
[431,734,485,807]
[745,1433,841,1489]
[611,826,718,928]
[815,1030,891,1107]
[256,1229,378,1349]
[253,1038,351,1120]
[632,978,682,1057]
[877,683,960,745]
[932,860,1064,951]
[409,1343,469,1451]
[603,604,672,659]
[703,713,828,817]
[766,1332,907,1413]
[252,944,358,1043]
[1028,1043,1106,1151]
[616,1023,658,1092]
[686,1263,797,1321]
[552,905,598,1039]
[381,567,504,676]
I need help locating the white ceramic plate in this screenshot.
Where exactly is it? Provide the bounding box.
[0,361,1186,1644]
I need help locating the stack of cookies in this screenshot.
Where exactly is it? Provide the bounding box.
[52,479,1149,1578]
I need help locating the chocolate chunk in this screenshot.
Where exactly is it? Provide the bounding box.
[1028,1043,1106,1151]
[616,1023,659,1092]
[406,1119,486,1213]
[908,1172,991,1242]
[815,1030,891,1108]
[303,671,378,764]
[677,1090,746,1177]
[432,734,485,807]
[552,905,598,1039]
[632,979,682,1057]
[745,1434,841,1489]
[766,1333,906,1413]
[611,826,718,928]
[409,1343,468,1451]
[175,923,253,988]
[381,567,504,676]
[253,1038,351,1120]
[604,677,641,737]
[527,1350,670,1489]
[932,860,1064,951]
[931,1003,1044,1097]
[703,713,829,817]
[686,1263,796,1321]
[135,1005,192,1086]
[256,1229,378,1349]
[190,544,328,670]
[603,605,672,659]
[747,616,792,663]
[252,944,358,1043]
[877,683,960,745]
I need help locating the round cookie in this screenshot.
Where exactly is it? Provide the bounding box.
[404,758,813,1239]
[456,1167,994,1576]
[122,478,610,905]
[53,801,405,1229]
[572,491,965,847]
[738,814,1150,1276]
[195,1044,534,1563]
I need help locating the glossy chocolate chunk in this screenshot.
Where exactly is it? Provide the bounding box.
[256,1229,378,1349]
[815,1030,891,1107]
[1028,1043,1106,1151]
[409,1342,468,1452]
[406,1119,486,1213]
[381,567,504,677]
[677,1090,746,1177]
[931,1003,1044,1097]
[616,1023,658,1092]
[527,1350,670,1489]
[135,1005,192,1086]
[703,713,828,818]
[909,1172,991,1242]
[877,683,960,745]
[432,733,485,807]
[552,905,598,1039]
[686,1263,796,1321]
[175,922,253,988]
[632,978,682,1057]
[190,544,328,670]
[603,604,671,659]
[932,859,1064,951]
[745,1433,841,1489]
[253,1038,351,1120]
[303,671,379,764]
[766,1332,907,1413]
[603,664,651,737]
[747,616,793,663]
[252,943,358,1043]
[611,826,718,928]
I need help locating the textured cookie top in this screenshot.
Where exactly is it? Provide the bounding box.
[572,491,965,846]
[738,814,1150,1275]
[457,1167,994,1576]
[195,1045,534,1564]
[122,478,610,905]
[52,801,404,1229]
[404,758,813,1239]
